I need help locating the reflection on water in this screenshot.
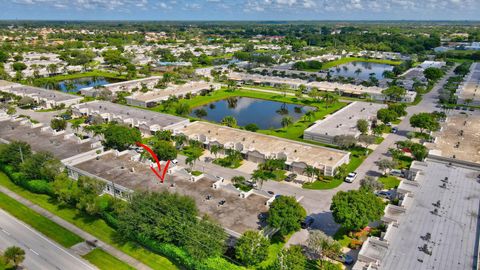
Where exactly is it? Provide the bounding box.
[46,76,123,92]
[329,61,394,80]
[190,97,315,129]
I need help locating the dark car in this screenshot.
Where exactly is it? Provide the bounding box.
[336,254,354,265]
[301,216,314,229]
[267,190,275,195]
[285,173,297,182]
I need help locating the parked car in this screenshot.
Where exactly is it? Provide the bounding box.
[171,159,178,165]
[391,127,398,133]
[267,190,275,195]
[336,254,354,265]
[375,190,395,200]
[389,169,403,177]
[301,216,314,229]
[285,173,297,182]
[345,172,358,183]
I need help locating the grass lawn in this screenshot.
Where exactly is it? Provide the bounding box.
[258,102,346,141]
[0,173,178,270]
[0,185,83,248]
[257,233,291,269]
[374,136,385,144]
[379,176,401,189]
[333,227,354,247]
[83,248,135,270]
[320,57,401,70]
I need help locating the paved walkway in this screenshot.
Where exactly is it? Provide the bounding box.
[0,186,152,270]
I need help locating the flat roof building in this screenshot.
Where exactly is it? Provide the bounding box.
[304,101,386,145]
[229,72,416,103]
[354,158,480,270]
[174,121,350,176]
[0,81,82,108]
[125,81,221,107]
[428,112,480,164]
[72,101,189,136]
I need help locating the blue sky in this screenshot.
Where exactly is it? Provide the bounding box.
[0,0,479,21]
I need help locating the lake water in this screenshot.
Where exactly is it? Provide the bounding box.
[52,77,122,92]
[329,61,394,80]
[191,97,315,129]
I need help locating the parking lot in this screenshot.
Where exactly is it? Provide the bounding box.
[74,153,269,234]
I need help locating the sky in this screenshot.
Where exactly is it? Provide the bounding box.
[0,0,479,21]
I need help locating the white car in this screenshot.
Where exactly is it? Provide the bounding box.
[345,172,358,183]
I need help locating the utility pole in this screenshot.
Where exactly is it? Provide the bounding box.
[19,146,24,163]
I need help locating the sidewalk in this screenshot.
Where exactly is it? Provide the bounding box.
[0,185,152,270]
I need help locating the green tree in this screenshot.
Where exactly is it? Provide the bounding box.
[154,130,172,141]
[0,141,32,169]
[221,116,237,128]
[307,230,342,259]
[377,108,398,124]
[330,189,385,231]
[387,103,407,117]
[333,135,357,149]
[410,113,440,134]
[244,123,259,132]
[0,51,9,62]
[272,245,306,270]
[359,176,384,192]
[151,140,177,161]
[103,124,142,151]
[175,103,191,116]
[376,158,397,174]
[235,230,270,266]
[281,116,293,128]
[321,92,338,108]
[20,151,63,182]
[358,134,376,148]
[382,86,406,102]
[356,119,369,134]
[267,196,306,236]
[50,118,67,131]
[423,67,444,81]
[3,246,25,268]
[12,62,27,71]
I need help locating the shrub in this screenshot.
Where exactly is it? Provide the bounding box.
[26,180,53,195]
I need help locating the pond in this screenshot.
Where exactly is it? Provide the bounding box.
[329,61,394,80]
[48,77,123,92]
[191,97,316,129]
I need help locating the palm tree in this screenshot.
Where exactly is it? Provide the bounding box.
[308,87,320,102]
[47,63,58,76]
[278,83,289,97]
[303,110,315,122]
[210,144,222,158]
[71,121,81,133]
[303,165,316,182]
[226,79,238,92]
[221,116,237,128]
[281,116,293,128]
[321,92,338,108]
[4,246,25,268]
[174,134,187,149]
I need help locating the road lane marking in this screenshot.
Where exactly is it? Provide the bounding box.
[0,209,96,270]
[30,248,39,256]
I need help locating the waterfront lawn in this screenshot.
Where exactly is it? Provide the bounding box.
[321,57,402,70]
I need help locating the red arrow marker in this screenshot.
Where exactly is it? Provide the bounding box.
[136,142,171,183]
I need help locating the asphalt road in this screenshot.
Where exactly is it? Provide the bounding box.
[0,209,96,270]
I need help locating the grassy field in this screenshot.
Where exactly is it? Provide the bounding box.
[379,176,401,189]
[33,70,129,82]
[83,249,135,270]
[0,173,178,270]
[0,181,83,248]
